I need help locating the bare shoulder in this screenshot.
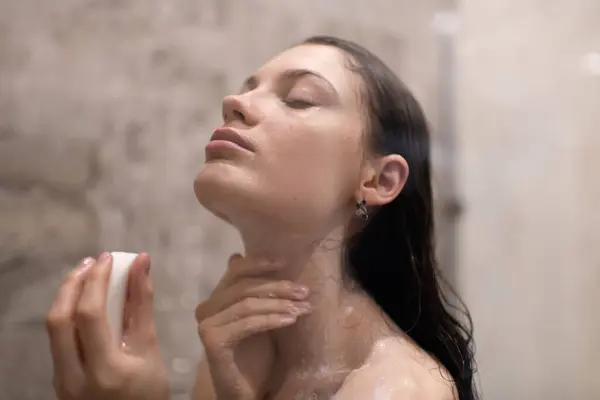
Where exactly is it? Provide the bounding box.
[333,338,457,400]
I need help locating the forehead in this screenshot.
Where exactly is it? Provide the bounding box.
[256,44,362,102]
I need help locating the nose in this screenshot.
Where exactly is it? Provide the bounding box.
[221,94,258,127]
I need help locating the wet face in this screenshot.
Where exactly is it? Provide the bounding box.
[194,44,366,233]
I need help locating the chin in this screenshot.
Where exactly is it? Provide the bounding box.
[194,162,325,235]
[193,161,258,223]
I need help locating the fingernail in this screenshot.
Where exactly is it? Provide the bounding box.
[81,257,94,269]
[98,252,111,264]
[75,257,94,275]
[280,315,297,325]
[290,302,312,315]
[294,285,310,297]
[79,257,94,267]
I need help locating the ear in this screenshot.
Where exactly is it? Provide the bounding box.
[357,154,409,207]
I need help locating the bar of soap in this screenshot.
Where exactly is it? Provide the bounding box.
[106,252,138,343]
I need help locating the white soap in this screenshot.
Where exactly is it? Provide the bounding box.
[106,252,138,343]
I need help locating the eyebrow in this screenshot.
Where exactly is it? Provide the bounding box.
[242,68,338,97]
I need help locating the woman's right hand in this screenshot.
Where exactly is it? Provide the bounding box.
[46,253,169,400]
[194,254,311,400]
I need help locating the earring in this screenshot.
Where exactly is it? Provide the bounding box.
[355,199,368,220]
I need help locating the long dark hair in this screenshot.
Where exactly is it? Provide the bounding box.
[303,36,477,399]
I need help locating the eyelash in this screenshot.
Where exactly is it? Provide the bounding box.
[283,99,314,109]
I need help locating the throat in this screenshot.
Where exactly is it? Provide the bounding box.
[271,283,351,369]
[266,290,387,398]
[237,225,385,395]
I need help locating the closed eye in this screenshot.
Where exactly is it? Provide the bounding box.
[283,99,314,109]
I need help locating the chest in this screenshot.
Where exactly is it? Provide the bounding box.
[264,386,340,400]
[263,371,348,400]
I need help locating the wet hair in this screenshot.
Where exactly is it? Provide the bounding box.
[302,36,477,399]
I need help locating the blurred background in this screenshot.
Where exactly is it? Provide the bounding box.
[0,0,598,399]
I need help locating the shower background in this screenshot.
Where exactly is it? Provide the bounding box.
[0,1,598,399]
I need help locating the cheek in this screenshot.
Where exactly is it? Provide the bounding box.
[258,121,361,210]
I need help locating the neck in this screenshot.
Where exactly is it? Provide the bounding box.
[238,223,371,376]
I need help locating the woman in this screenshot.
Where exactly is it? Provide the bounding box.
[46,36,477,400]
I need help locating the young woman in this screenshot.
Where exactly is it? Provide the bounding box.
[46,36,477,400]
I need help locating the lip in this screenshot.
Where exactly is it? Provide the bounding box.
[208,127,256,153]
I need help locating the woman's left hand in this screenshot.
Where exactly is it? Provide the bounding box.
[45,253,169,400]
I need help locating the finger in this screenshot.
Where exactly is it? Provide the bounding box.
[46,257,94,375]
[213,253,242,290]
[195,279,309,322]
[236,279,309,301]
[74,252,114,369]
[206,314,299,348]
[209,297,311,326]
[123,253,157,350]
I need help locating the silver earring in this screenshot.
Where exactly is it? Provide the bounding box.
[355,199,368,220]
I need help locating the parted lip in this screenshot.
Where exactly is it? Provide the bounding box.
[209,127,256,152]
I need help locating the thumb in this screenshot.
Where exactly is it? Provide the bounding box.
[214,253,243,290]
[123,253,157,350]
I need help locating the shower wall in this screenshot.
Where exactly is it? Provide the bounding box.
[457,0,600,399]
[0,1,443,399]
